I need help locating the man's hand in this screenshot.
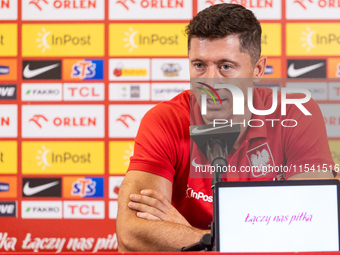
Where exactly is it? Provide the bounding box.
[128,189,191,227]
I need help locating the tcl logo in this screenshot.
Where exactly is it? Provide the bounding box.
[64,84,104,101]
[29,0,97,11]
[294,0,340,9]
[64,201,104,219]
[29,114,96,128]
[117,0,184,10]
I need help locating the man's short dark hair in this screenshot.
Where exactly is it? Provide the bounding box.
[185,3,262,66]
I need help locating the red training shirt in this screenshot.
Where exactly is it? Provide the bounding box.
[128,87,334,229]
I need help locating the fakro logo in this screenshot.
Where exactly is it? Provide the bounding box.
[198,82,312,116]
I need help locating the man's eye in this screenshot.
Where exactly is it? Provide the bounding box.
[221,65,231,70]
[195,63,203,69]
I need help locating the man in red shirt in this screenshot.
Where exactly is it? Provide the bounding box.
[116,3,335,251]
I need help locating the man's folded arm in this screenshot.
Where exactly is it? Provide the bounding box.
[116,170,209,251]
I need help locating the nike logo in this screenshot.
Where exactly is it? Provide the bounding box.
[191,124,231,134]
[191,158,210,168]
[23,181,59,196]
[287,62,324,78]
[23,63,59,78]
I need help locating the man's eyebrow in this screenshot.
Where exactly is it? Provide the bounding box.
[217,59,238,65]
[191,58,203,62]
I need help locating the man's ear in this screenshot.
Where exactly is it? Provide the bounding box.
[253,55,267,82]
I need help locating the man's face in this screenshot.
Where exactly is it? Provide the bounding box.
[189,35,263,124]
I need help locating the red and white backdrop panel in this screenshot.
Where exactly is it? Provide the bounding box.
[0,0,340,253]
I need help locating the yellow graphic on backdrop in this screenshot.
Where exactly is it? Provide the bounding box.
[261,24,281,56]
[0,142,17,174]
[109,141,134,174]
[110,24,187,57]
[22,24,104,56]
[22,142,104,174]
[287,23,340,56]
[0,24,17,56]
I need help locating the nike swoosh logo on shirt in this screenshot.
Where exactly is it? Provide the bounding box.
[23,63,59,78]
[191,125,231,134]
[191,158,210,168]
[287,62,324,78]
[23,181,59,196]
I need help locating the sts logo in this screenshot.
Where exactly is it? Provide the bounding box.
[63,177,104,198]
[63,59,104,80]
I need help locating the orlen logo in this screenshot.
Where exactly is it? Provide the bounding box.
[116,114,135,128]
[29,114,96,128]
[29,0,97,11]
[23,0,104,21]
[0,0,10,9]
[63,59,104,80]
[110,0,191,20]
[116,0,184,10]
[294,0,340,9]
[63,177,104,198]
[22,105,104,138]
[186,185,212,203]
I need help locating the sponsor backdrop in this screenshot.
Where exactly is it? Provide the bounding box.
[0,0,340,253]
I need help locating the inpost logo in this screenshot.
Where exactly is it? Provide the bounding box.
[22,24,104,56]
[0,24,17,56]
[22,142,104,174]
[287,23,340,56]
[109,23,187,56]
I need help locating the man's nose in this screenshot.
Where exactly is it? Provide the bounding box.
[204,66,221,79]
